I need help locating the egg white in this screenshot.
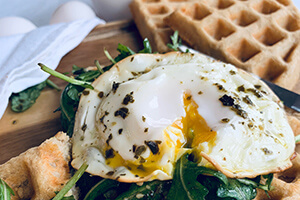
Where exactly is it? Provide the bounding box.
[71,52,295,182]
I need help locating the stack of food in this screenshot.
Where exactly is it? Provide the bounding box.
[0,0,299,200]
[130,0,300,90]
[131,0,300,199]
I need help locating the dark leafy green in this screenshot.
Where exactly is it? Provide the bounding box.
[52,162,88,200]
[55,195,75,200]
[217,178,257,200]
[167,153,228,200]
[54,37,275,200]
[83,179,120,200]
[10,78,60,113]
[10,81,46,112]
[0,178,14,200]
[167,154,273,200]
[58,38,153,136]
[115,180,171,200]
[104,38,153,70]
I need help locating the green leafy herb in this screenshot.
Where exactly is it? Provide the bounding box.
[167,31,181,51]
[296,135,300,143]
[59,39,153,136]
[115,180,171,200]
[46,79,61,91]
[166,153,228,200]
[52,162,88,200]
[167,154,273,200]
[216,178,257,200]
[83,179,120,200]
[104,49,117,64]
[138,38,152,54]
[0,178,14,200]
[10,81,47,112]
[39,63,94,90]
[10,77,60,113]
[95,60,104,74]
[72,65,85,74]
[53,194,75,200]
[61,196,75,200]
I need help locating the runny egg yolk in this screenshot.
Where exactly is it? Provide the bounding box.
[181,93,217,149]
[105,92,217,178]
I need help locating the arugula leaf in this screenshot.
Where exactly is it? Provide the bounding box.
[167,31,181,51]
[72,65,85,74]
[59,39,153,135]
[46,79,61,91]
[138,38,152,54]
[295,135,300,143]
[60,197,75,200]
[52,162,88,200]
[39,63,94,90]
[104,38,153,70]
[0,179,14,200]
[53,193,75,200]
[217,178,257,200]
[83,179,120,200]
[95,60,104,74]
[115,180,171,200]
[10,81,47,112]
[167,153,227,200]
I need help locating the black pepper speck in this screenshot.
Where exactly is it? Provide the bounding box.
[145,141,159,155]
[219,94,234,106]
[114,107,129,119]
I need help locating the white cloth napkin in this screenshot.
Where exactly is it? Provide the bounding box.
[0,17,105,119]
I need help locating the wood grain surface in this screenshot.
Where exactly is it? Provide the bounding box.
[0,20,299,165]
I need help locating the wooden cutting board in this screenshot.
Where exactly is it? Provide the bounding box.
[0,20,299,165]
[0,20,144,164]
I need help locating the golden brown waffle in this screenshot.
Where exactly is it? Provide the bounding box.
[255,152,300,200]
[163,0,300,90]
[130,0,199,53]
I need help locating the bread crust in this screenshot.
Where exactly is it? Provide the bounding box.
[0,132,71,200]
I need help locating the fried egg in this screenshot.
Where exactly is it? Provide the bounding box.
[71,52,295,182]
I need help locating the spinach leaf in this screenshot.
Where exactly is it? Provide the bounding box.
[10,81,47,112]
[60,83,83,136]
[166,153,227,200]
[216,178,257,200]
[0,179,14,200]
[115,180,171,200]
[198,169,272,200]
[83,179,120,200]
[10,78,60,113]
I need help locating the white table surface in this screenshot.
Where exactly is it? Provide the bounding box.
[0,0,299,27]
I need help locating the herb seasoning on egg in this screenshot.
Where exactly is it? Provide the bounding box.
[114,107,129,119]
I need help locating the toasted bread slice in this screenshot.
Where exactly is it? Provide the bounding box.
[0,132,71,200]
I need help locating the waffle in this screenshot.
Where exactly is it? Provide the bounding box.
[130,0,300,90]
[255,152,300,200]
[164,0,300,90]
[130,0,198,53]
